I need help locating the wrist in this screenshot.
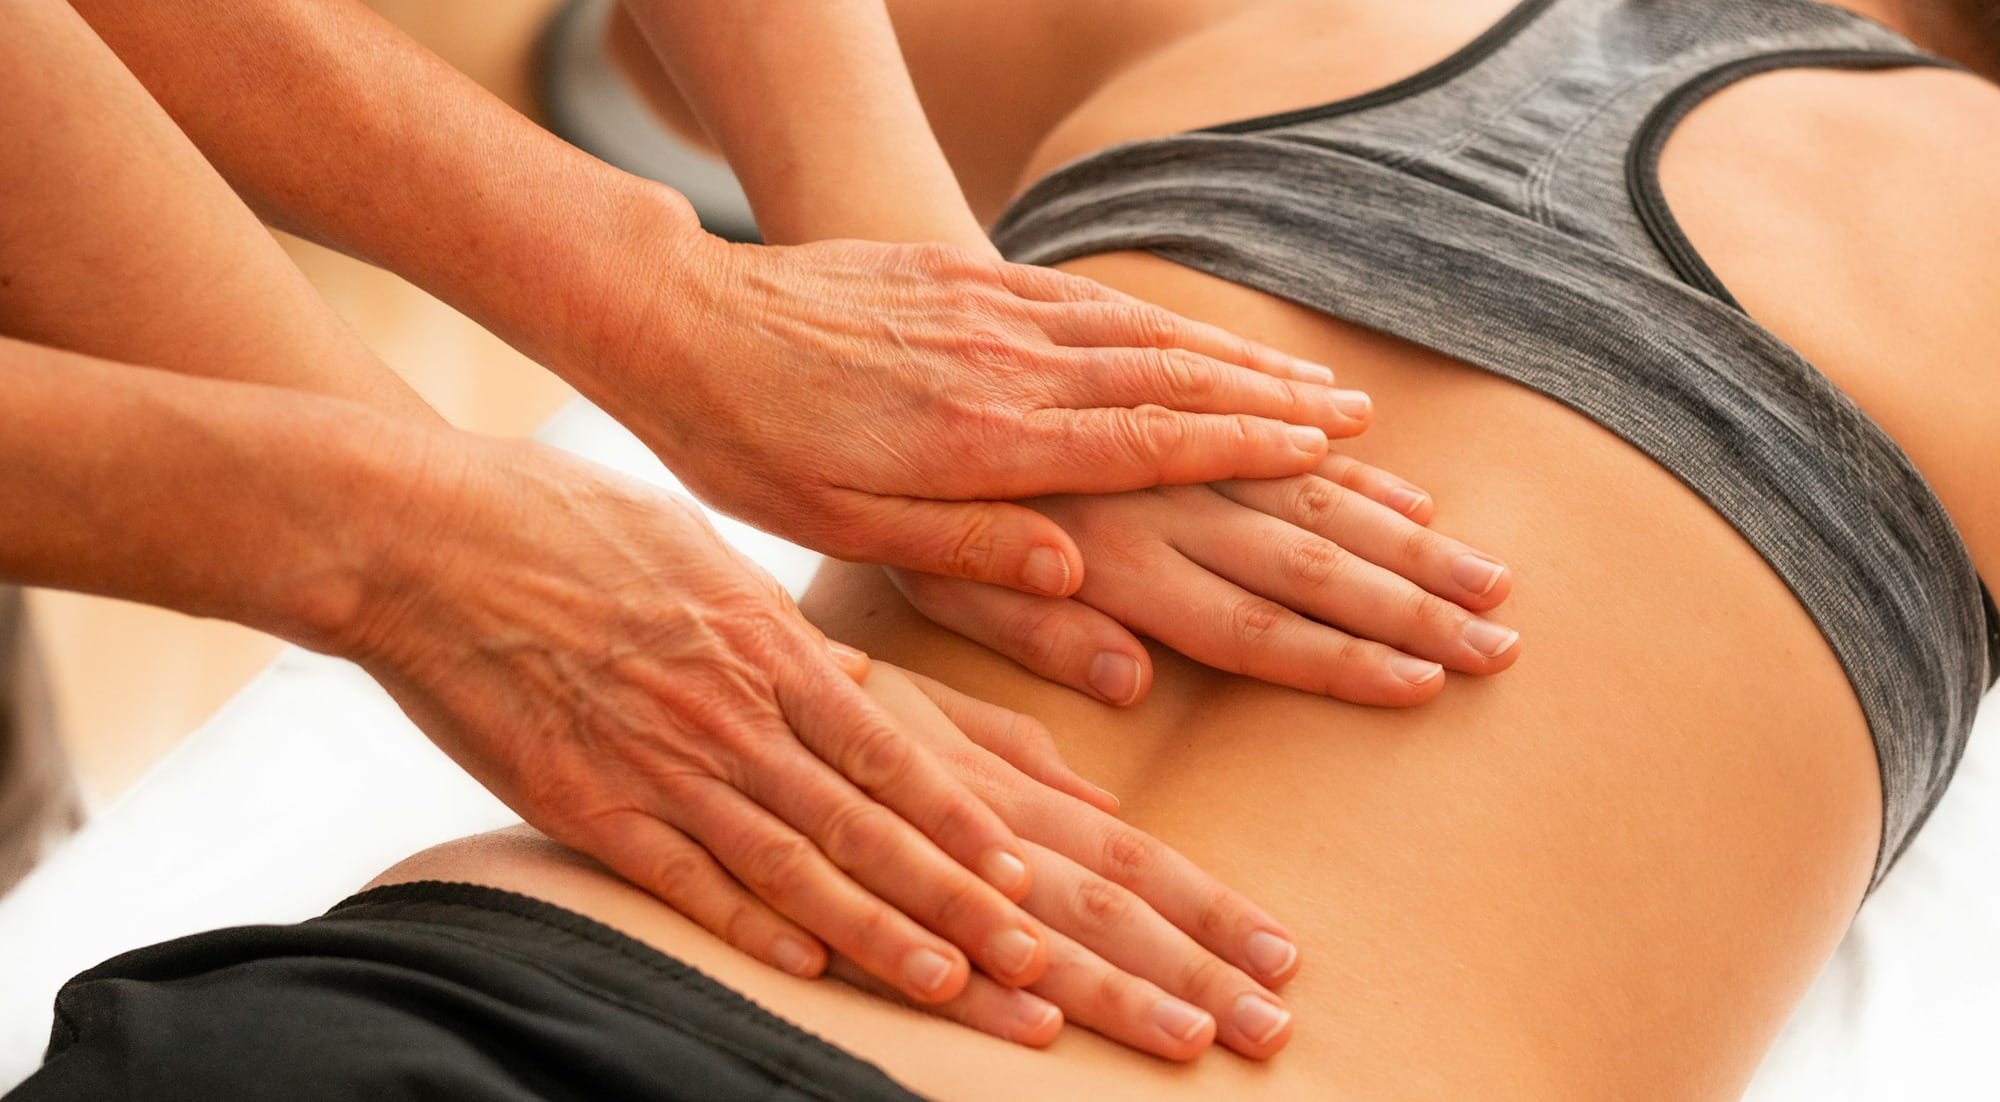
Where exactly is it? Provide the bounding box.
[530,177,719,408]
[272,412,476,666]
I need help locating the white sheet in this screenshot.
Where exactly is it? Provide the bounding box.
[1,398,1993,1097]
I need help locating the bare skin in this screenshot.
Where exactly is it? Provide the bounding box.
[378,1,2000,1098]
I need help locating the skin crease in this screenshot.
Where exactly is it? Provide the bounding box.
[386,1,2000,1099]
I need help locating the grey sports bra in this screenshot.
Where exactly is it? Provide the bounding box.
[991,0,1998,890]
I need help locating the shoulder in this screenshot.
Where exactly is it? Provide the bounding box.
[1661,63,2000,584]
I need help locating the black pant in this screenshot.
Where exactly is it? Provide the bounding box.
[9,881,931,1102]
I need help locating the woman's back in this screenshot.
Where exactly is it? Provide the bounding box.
[403,3,2000,1097]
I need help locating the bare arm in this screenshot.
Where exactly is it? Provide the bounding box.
[622,0,987,248]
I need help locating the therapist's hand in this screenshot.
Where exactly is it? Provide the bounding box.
[892,454,1520,707]
[596,230,1371,599]
[825,666,1300,1061]
[341,434,1057,1007]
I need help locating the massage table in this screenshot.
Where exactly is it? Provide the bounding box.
[0,396,1993,1097]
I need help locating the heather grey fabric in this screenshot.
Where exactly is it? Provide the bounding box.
[992,0,1994,890]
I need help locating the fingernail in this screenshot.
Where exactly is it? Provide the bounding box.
[1245,930,1297,980]
[1231,994,1292,1046]
[1153,998,1213,1044]
[1288,358,1335,384]
[1088,782,1122,811]
[902,948,956,997]
[1451,554,1507,596]
[980,849,1030,894]
[987,928,1041,978]
[772,937,819,977]
[1391,656,1444,685]
[1287,425,1328,454]
[1023,547,1072,597]
[1463,619,1520,659]
[1011,992,1063,1040]
[1332,390,1372,419]
[1385,487,1430,517]
[1087,652,1143,706]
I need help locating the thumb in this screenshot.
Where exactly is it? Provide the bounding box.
[826,493,1084,598]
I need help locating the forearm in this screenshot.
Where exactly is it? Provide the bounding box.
[0,336,438,655]
[621,0,990,250]
[68,0,702,400]
[0,0,429,419]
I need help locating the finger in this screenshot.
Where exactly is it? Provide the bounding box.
[822,492,1084,598]
[669,775,990,1004]
[1217,475,1512,613]
[824,639,873,683]
[976,781,1302,996]
[764,674,1056,981]
[890,568,1153,712]
[895,663,1122,813]
[826,955,1065,1048]
[1022,844,1292,1059]
[579,809,829,980]
[1040,342,1368,437]
[1172,505,1519,675]
[998,270,1336,387]
[1081,538,1449,706]
[1315,452,1435,524]
[1023,926,1217,1061]
[1019,404,1331,491]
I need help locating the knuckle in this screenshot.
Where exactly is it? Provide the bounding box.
[1128,305,1180,348]
[1404,588,1461,635]
[1283,538,1346,587]
[1070,877,1136,938]
[1177,953,1237,1002]
[927,870,992,932]
[943,511,1000,578]
[1120,405,1187,464]
[1229,597,1290,647]
[1154,349,1216,402]
[1100,826,1158,886]
[1004,602,1084,672]
[716,895,768,948]
[1398,522,1445,569]
[1290,478,1341,530]
[841,722,919,793]
[640,840,714,899]
[818,797,900,868]
[740,833,818,896]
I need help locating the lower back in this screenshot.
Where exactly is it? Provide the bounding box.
[789,254,1884,1099]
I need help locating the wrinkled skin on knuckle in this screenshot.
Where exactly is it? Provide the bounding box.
[1100,826,1158,887]
[927,867,995,934]
[740,832,819,898]
[1229,597,1291,649]
[943,509,1001,580]
[1070,877,1137,941]
[1284,537,1346,588]
[1128,303,1182,349]
[1176,953,1238,1003]
[817,796,902,871]
[642,841,716,901]
[1155,348,1217,403]
[1290,478,1343,531]
[1119,405,1185,467]
[1405,588,1465,642]
[839,720,920,795]
[1003,600,1086,673]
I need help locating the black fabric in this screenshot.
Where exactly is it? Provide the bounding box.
[7,881,928,1102]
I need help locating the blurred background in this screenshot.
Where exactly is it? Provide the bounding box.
[28,0,579,806]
